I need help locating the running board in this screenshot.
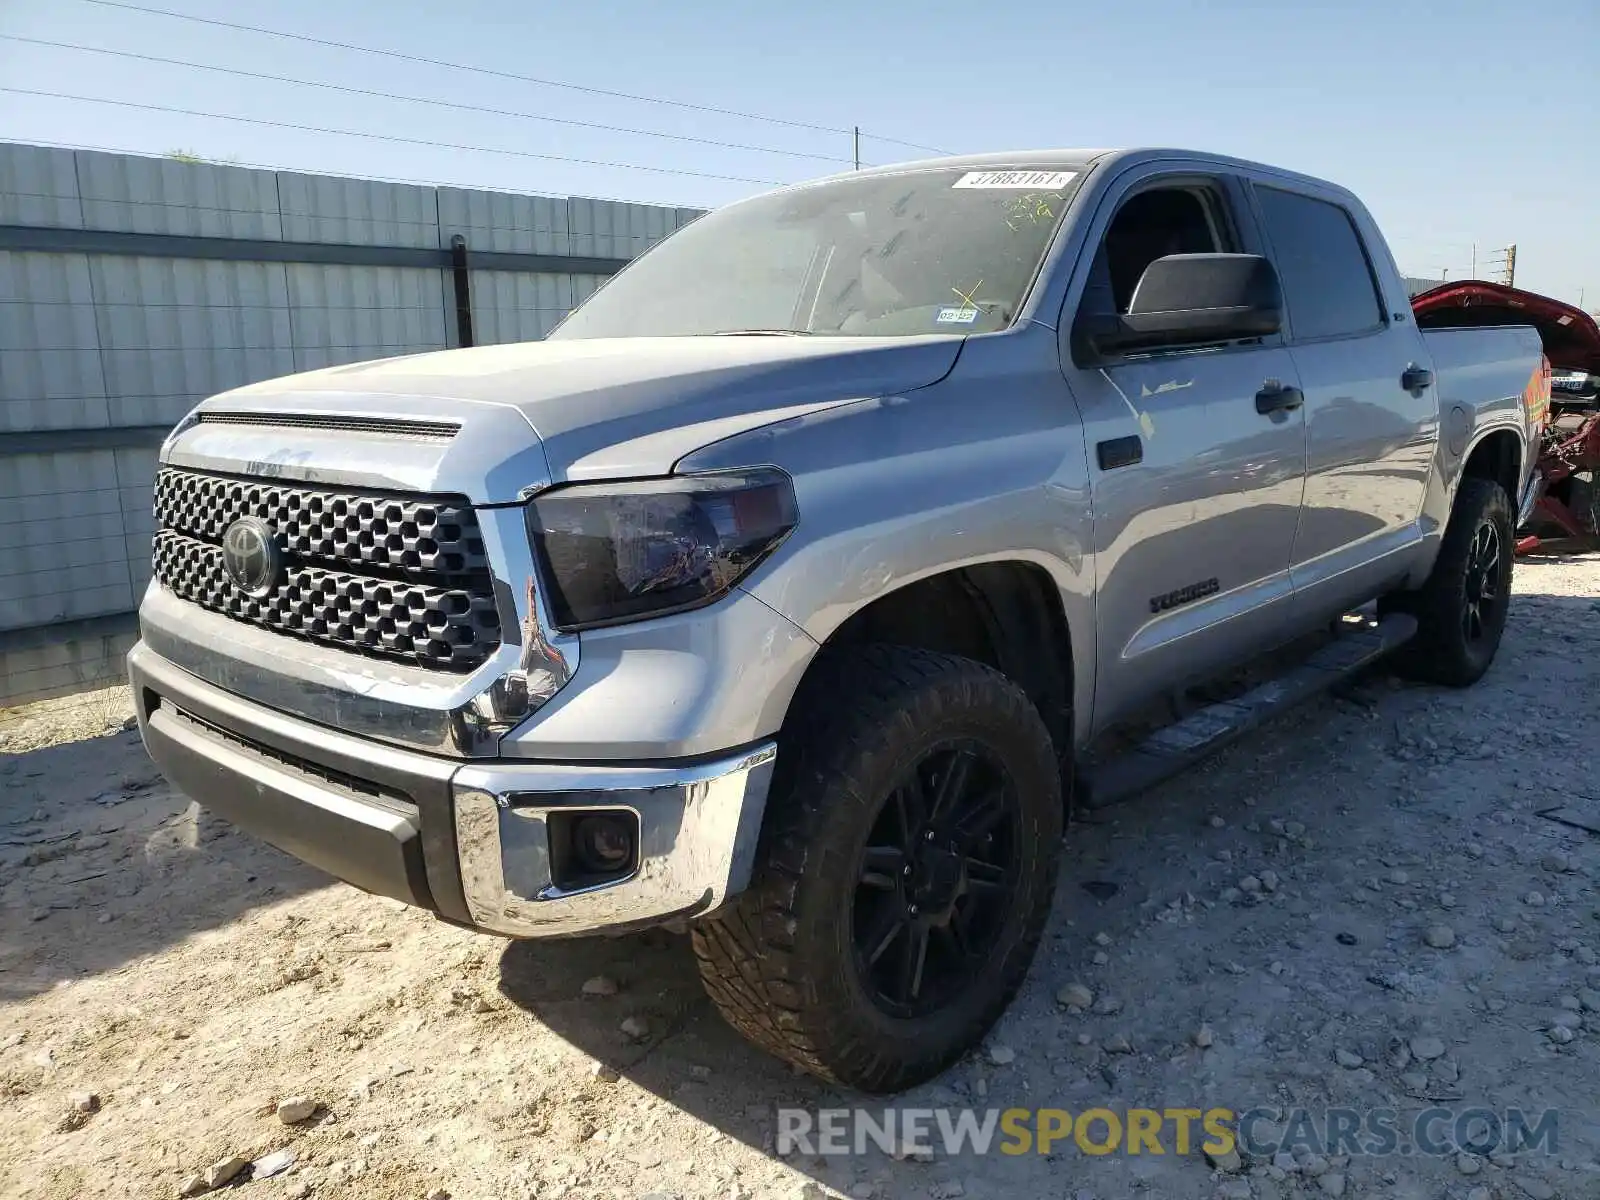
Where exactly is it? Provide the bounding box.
[1077,611,1418,810]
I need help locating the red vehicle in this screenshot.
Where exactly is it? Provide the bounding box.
[1413,281,1600,551]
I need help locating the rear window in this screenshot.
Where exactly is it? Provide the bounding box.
[1255,187,1384,341]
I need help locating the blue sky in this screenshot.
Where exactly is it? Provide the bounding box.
[2,0,1596,305]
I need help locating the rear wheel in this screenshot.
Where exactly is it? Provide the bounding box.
[1386,477,1514,686]
[692,645,1063,1093]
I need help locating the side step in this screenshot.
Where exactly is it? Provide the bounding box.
[1077,611,1418,810]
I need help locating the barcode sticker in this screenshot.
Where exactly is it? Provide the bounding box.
[953,170,1077,190]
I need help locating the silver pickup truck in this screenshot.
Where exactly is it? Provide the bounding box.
[130,148,1550,1093]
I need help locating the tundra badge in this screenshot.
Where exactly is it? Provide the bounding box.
[1150,578,1221,614]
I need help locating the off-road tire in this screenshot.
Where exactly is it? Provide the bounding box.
[1386,477,1514,686]
[691,645,1063,1093]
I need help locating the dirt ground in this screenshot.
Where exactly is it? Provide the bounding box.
[2,554,1598,1200]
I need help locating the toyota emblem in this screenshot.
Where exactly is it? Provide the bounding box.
[221,517,284,598]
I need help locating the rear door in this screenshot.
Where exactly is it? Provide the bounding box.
[1249,182,1437,616]
[1057,163,1310,731]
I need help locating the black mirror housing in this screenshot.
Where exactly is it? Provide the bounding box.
[1075,253,1282,362]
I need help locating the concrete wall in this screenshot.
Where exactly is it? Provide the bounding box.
[1402,274,1446,298]
[0,143,702,706]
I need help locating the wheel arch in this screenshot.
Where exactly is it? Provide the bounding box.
[773,560,1076,760]
[1459,426,1524,510]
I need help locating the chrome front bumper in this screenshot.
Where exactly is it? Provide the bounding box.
[129,640,776,938]
[452,749,775,936]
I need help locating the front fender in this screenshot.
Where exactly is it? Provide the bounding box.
[679,334,1099,744]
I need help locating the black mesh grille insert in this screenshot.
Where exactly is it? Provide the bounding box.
[152,467,501,671]
[167,704,416,815]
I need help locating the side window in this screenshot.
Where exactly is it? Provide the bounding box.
[1091,186,1230,315]
[1255,187,1384,340]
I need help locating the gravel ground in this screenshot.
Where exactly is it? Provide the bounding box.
[2,554,1598,1200]
[0,683,138,754]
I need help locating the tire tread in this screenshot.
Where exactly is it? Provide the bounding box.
[691,644,1061,1091]
[1388,476,1514,686]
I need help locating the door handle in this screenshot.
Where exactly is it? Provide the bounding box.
[1401,365,1434,391]
[1255,383,1304,415]
[1096,435,1143,470]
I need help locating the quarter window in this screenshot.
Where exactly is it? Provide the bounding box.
[1255,187,1384,340]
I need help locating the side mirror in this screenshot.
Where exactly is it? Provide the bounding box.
[1074,253,1282,362]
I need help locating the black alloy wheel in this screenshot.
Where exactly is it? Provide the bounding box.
[1460,519,1505,646]
[852,742,1021,1019]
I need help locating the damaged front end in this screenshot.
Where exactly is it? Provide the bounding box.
[1413,281,1600,552]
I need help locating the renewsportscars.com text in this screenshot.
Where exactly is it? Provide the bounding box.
[777,1106,1560,1159]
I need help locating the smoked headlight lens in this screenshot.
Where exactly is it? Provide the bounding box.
[527,469,798,630]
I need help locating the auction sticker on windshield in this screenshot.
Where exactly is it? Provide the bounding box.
[953,170,1077,189]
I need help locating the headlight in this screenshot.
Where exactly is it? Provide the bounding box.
[159,405,203,461]
[527,469,798,630]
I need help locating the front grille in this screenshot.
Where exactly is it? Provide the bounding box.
[152,467,502,671]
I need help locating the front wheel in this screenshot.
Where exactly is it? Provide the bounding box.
[691,645,1063,1093]
[1386,477,1514,686]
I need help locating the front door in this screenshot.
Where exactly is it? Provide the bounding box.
[1076,347,1308,729]
[1059,171,1310,732]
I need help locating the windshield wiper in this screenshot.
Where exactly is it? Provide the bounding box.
[712,328,815,336]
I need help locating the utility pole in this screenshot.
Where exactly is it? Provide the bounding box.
[1471,243,1476,277]
[853,127,860,171]
[1481,244,1517,287]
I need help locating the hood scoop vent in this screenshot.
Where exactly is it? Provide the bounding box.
[197,412,461,442]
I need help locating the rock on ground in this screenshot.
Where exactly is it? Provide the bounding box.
[275,1095,318,1124]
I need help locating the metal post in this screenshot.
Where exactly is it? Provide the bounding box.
[449,234,474,349]
[853,127,860,171]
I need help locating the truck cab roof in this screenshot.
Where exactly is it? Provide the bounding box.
[818,147,1356,202]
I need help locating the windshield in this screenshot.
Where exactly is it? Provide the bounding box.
[549,167,1084,340]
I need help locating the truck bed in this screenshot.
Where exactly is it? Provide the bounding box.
[1422,323,1547,426]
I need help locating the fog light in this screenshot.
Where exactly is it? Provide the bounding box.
[546,808,640,890]
[573,813,635,873]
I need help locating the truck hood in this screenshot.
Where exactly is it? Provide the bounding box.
[1413,281,1600,375]
[197,335,962,497]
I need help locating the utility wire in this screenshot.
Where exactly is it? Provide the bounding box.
[0,88,787,187]
[76,0,952,156]
[1,34,863,167]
